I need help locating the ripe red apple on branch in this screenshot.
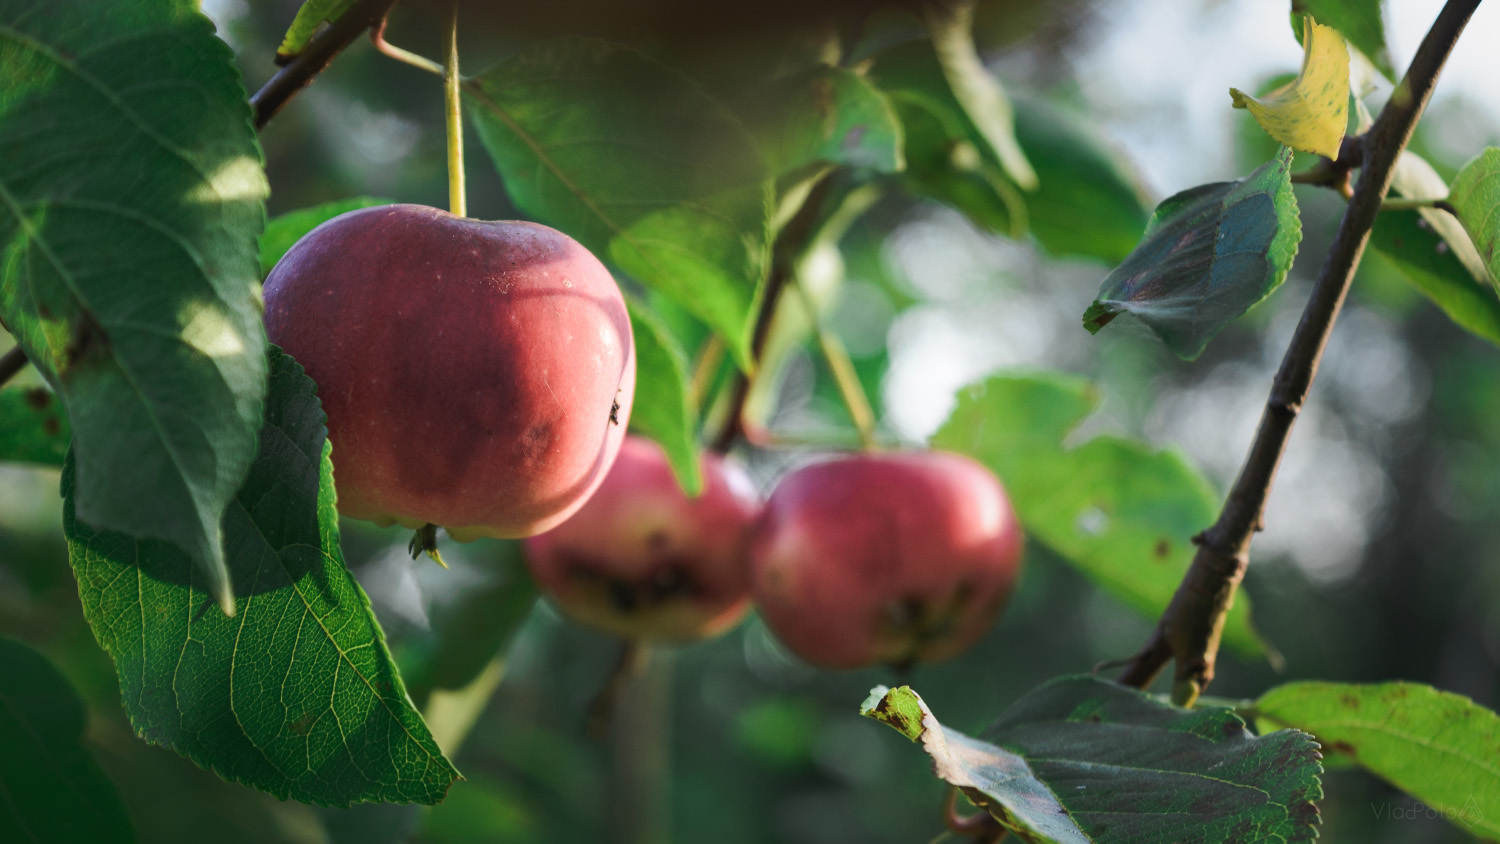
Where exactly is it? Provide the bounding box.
[749,450,1024,670]
[263,203,635,541]
[524,435,762,641]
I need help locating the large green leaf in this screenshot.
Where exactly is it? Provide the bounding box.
[0,636,136,844]
[65,346,457,806]
[0,386,70,466]
[1084,147,1301,360]
[1012,92,1151,264]
[1293,0,1394,81]
[1449,147,1500,286]
[625,296,703,496]
[465,39,773,368]
[260,197,393,277]
[931,372,1265,657]
[0,0,270,614]
[744,65,903,177]
[1367,151,1500,346]
[863,677,1322,844]
[1257,681,1499,840]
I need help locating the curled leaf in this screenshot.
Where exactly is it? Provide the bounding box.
[1230,16,1349,159]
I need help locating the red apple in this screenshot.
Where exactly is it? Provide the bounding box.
[263,204,635,539]
[524,436,762,641]
[749,451,1023,670]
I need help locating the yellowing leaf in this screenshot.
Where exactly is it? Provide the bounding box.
[1229,16,1349,159]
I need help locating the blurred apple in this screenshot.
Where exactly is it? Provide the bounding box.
[749,450,1022,669]
[525,436,761,640]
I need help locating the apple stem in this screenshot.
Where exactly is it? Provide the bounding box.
[442,1,466,218]
[687,336,725,409]
[790,276,878,451]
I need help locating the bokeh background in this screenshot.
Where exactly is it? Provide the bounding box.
[3,0,1500,841]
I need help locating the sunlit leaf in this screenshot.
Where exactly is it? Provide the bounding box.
[1257,681,1498,839]
[0,0,270,615]
[863,677,1322,844]
[274,0,356,63]
[625,296,703,496]
[1084,147,1301,360]
[931,372,1266,657]
[1369,151,1500,346]
[925,0,1036,189]
[466,39,773,368]
[1230,17,1349,159]
[0,636,136,844]
[1293,0,1394,82]
[65,347,457,806]
[0,386,69,466]
[260,197,393,277]
[1448,147,1500,287]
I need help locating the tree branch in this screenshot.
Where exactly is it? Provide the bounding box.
[1118,0,1484,701]
[250,0,403,130]
[0,346,27,388]
[708,176,836,454]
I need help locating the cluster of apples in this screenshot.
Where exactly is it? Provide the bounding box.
[263,204,1024,670]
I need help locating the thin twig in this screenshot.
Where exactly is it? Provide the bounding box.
[1118,0,1483,702]
[250,0,402,129]
[0,346,27,388]
[708,177,837,454]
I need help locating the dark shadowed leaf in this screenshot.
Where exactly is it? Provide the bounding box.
[260,197,394,277]
[0,386,70,466]
[890,97,1024,238]
[1012,92,1151,264]
[1293,0,1394,81]
[465,39,772,367]
[626,296,703,495]
[1448,147,1500,286]
[65,346,457,806]
[863,677,1322,844]
[1256,681,1499,840]
[399,540,539,699]
[0,0,270,614]
[1084,147,1301,359]
[0,636,136,844]
[744,65,903,177]
[931,372,1265,656]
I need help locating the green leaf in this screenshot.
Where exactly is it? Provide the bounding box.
[0,386,70,466]
[64,346,458,806]
[400,541,539,698]
[1012,92,1151,264]
[1293,0,1395,82]
[465,39,773,369]
[1448,147,1500,286]
[744,65,903,177]
[0,0,270,615]
[1256,681,1498,839]
[274,0,357,63]
[890,96,1024,238]
[625,296,703,496]
[260,197,393,277]
[931,372,1266,657]
[924,0,1036,190]
[1230,17,1349,160]
[0,635,136,844]
[1084,147,1302,360]
[863,677,1323,844]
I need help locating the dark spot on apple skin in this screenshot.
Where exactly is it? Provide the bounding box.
[609,399,620,425]
[560,552,701,616]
